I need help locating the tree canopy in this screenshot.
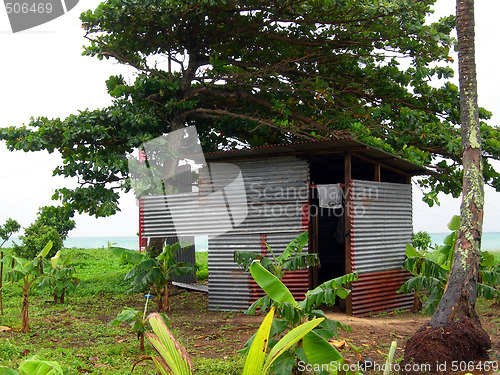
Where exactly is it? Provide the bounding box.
[1,0,499,216]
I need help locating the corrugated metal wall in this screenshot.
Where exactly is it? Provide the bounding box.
[208,156,310,311]
[349,180,413,316]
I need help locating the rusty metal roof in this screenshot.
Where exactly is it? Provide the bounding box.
[205,138,429,176]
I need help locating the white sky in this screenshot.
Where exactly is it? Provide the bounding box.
[0,0,499,237]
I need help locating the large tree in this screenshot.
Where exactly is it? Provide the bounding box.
[403,0,491,371]
[1,0,499,216]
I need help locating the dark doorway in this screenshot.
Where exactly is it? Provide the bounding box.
[309,155,346,286]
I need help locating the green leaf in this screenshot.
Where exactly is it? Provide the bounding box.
[270,351,295,375]
[50,251,61,269]
[109,246,146,263]
[480,251,496,268]
[405,243,420,258]
[249,261,297,306]
[263,317,324,373]
[0,367,19,375]
[303,331,343,369]
[39,241,53,258]
[147,313,193,375]
[108,308,140,326]
[18,359,64,375]
[242,306,275,375]
[447,215,460,231]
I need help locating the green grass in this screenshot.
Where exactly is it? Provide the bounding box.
[196,251,208,281]
[0,247,232,374]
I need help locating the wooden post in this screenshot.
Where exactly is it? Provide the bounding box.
[0,251,3,315]
[374,163,381,182]
[344,152,353,315]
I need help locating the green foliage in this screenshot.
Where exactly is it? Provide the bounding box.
[1,241,53,332]
[37,250,79,304]
[242,306,325,375]
[140,307,325,375]
[196,252,208,281]
[234,232,319,279]
[13,224,62,260]
[141,313,193,375]
[399,215,500,314]
[34,206,75,241]
[244,261,357,374]
[0,358,63,375]
[2,0,499,216]
[0,218,21,248]
[111,242,195,311]
[412,231,432,252]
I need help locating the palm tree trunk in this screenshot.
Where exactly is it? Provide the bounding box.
[430,0,484,329]
[402,1,491,370]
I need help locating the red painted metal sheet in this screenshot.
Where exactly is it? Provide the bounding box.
[249,269,310,302]
[350,269,413,317]
[138,199,147,253]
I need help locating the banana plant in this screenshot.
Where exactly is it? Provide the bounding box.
[110,242,194,312]
[234,231,319,279]
[1,241,53,333]
[108,289,167,351]
[137,308,326,375]
[0,358,63,375]
[37,250,79,304]
[242,306,325,375]
[244,260,358,374]
[399,215,499,314]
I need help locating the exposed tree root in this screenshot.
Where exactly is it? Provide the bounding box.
[401,317,491,375]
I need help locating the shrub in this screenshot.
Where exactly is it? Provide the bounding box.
[412,231,432,252]
[35,205,75,240]
[14,223,62,259]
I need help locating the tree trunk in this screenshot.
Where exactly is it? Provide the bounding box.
[402,0,491,371]
[60,290,65,304]
[21,289,29,333]
[147,237,165,258]
[145,117,184,258]
[1,251,3,315]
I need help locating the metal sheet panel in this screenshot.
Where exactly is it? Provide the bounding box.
[349,180,413,316]
[350,180,412,273]
[350,269,414,317]
[142,157,309,238]
[207,156,310,311]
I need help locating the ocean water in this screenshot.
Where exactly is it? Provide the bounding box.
[2,233,498,252]
[429,232,500,252]
[2,236,209,252]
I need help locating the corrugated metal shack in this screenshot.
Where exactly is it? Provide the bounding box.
[139,139,428,317]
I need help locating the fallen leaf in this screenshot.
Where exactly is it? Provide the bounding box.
[89,356,99,364]
[50,338,58,342]
[0,326,11,332]
[21,349,30,356]
[377,350,385,355]
[118,339,126,343]
[329,339,346,349]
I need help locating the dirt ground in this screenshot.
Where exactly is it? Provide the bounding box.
[166,289,500,373]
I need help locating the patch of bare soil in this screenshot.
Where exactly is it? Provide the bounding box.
[165,290,500,372]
